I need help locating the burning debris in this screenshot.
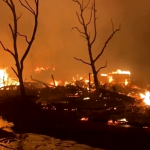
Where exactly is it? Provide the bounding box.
[140,91,150,106]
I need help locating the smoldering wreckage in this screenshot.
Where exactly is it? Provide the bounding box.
[0,67,150,128]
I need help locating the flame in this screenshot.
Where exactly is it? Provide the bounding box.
[79,77,83,80]
[0,68,19,87]
[85,79,89,83]
[101,74,107,76]
[112,69,131,75]
[108,76,113,83]
[50,81,59,86]
[125,79,128,86]
[140,91,150,105]
[34,66,50,73]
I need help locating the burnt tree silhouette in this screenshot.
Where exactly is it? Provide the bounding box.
[72,0,121,92]
[0,0,39,97]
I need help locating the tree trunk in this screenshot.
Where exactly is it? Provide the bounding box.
[91,62,99,93]
[18,70,26,97]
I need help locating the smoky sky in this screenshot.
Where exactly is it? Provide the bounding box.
[0,0,150,82]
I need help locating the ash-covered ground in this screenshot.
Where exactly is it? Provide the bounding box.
[0,133,103,150]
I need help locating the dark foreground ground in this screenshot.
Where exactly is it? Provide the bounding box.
[0,98,150,150]
[1,120,150,150]
[2,112,150,150]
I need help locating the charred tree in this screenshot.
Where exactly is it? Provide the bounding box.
[0,0,39,98]
[72,0,121,93]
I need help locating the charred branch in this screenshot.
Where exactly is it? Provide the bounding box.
[8,23,14,36]
[80,35,87,39]
[20,0,39,71]
[86,5,93,27]
[76,12,83,25]
[17,32,29,43]
[72,0,82,10]
[96,61,107,73]
[74,57,91,65]
[90,0,97,45]
[11,67,18,77]
[19,0,35,14]
[72,27,85,34]
[0,41,15,58]
[94,22,121,63]
[17,12,22,21]
[83,0,90,10]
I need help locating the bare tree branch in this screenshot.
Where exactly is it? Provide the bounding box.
[74,57,91,65]
[111,19,114,32]
[94,25,121,63]
[86,5,93,26]
[8,23,14,36]
[72,27,85,34]
[17,32,29,43]
[19,0,35,14]
[0,41,15,58]
[80,35,87,39]
[96,61,107,73]
[20,0,39,71]
[83,0,90,11]
[76,12,83,25]
[11,67,18,77]
[90,0,97,45]
[25,0,35,13]
[17,12,22,21]
[72,0,82,10]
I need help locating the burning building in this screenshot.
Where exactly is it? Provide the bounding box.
[108,69,131,85]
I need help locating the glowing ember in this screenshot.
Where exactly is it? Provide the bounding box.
[80,118,88,121]
[83,97,90,100]
[140,91,150,105]
[118,118,128,122]
[112,69,131,75]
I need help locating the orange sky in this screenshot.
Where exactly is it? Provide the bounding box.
[0,0,150,82]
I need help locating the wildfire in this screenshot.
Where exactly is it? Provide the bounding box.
[112,69,131,75]
[0,68,19,87]
[140,91,150,106]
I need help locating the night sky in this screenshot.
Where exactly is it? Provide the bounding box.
[0,0,150,82]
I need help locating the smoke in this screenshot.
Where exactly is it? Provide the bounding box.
[0,0,150,82]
